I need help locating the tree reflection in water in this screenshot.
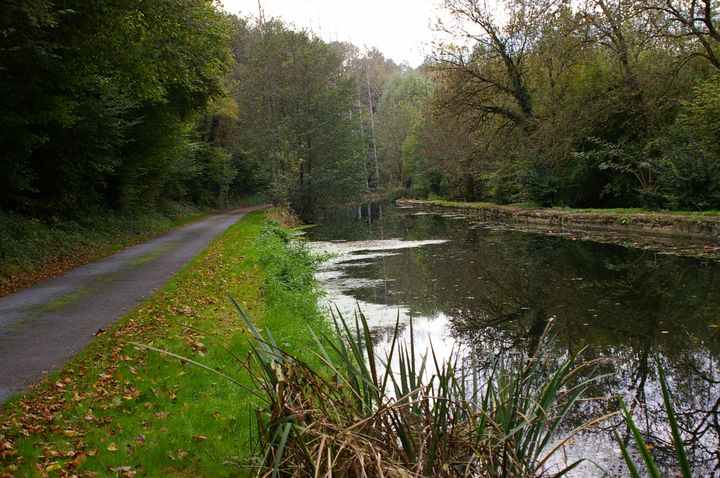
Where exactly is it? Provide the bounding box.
[308,202,720,475]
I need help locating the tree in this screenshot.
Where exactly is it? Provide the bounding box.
[422,0,720,208]
[376,72,435,188]
[641,0,720,69]
[0,0,234,214]
[433,0,559,131]
[338,46,402,189]
[230,20,366,216]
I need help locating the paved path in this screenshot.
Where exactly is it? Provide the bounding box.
[0,207,263,404]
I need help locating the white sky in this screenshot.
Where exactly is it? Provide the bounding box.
[220,0,444,67]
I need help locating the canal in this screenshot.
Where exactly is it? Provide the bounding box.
[307,202,720,476]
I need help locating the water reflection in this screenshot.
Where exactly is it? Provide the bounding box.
[307,203,720,476]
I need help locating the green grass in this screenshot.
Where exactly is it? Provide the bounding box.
[407,198,720,218]
[0,210,330,477]
[547,206,720,217]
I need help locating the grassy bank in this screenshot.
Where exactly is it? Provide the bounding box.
[0,210,329,477]
[405,198,720,218]
[399,198,720,244]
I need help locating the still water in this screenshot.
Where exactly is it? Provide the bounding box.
[307,202,720,477]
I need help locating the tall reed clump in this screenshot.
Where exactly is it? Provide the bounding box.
[238,303,611,478]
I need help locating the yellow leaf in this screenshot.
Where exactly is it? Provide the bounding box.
[107,443,119,452]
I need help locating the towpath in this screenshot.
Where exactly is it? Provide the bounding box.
[0,206,267,404]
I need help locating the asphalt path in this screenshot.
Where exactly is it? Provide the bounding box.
[0,207,264,404]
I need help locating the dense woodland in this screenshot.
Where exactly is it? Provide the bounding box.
[2,0,720,221]
[421,0,720,210]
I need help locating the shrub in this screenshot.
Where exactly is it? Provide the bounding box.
[654,76,720,210]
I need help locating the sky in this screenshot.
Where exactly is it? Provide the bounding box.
[220,0,443,67]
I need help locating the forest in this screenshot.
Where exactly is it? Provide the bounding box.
[2,0,720,221]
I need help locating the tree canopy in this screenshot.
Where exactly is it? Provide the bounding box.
[3,0,720,218]
[387,0,720,209]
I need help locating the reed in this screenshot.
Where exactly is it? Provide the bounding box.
[238,303,610,477]
[615,362,693,478]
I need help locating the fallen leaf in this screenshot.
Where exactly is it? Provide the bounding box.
[111,466,133,473]
[107,443,118,452]
[71,453,87,467]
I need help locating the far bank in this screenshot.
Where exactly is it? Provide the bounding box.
[397,198,720,260]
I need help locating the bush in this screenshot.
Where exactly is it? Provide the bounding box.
[489,169,522,205]
[525,166,561,207]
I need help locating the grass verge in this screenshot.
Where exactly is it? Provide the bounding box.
[0,210,329,477]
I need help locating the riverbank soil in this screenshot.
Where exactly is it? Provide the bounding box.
[398,199,720,260]
[0,211,324,477]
